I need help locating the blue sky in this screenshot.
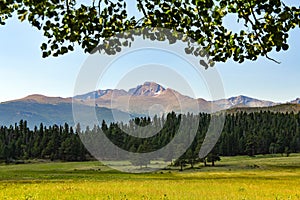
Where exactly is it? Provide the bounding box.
[0,1,299,103]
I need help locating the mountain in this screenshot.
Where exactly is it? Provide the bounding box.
[73,82,279,114]
[74,81,166,100]
[0,101,135,128]
[9,94,73,104]
[213,95,277,109]
[290,98,300,104]
[128,81,166,96]
[226,103,300,114]
[1,81,299,127]
[75,89,129,100]
[73,82,212,114]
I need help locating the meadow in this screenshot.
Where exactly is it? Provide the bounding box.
[0,154,300,200]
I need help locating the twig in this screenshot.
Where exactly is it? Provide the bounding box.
[98,0,101,18]
[266,55,281,64]
[241,5,281,64]
[66,0,72,28]
[137,0,148,18]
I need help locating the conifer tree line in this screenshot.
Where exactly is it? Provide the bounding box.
[0,111,300,165]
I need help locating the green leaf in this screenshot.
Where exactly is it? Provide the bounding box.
[282,44,289,51]
[200,60,209,69]
[68,45,74,51]
[41,43,47,51]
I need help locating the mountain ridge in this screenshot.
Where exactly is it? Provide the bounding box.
[1,81,300,128]
[5,82,299,110]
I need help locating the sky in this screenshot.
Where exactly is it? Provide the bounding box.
[0,1,299,103]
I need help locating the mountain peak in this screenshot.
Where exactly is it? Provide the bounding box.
[229,95,251,100]
[224,95,276,108]
[291,98,300,104]
[128,82,166,96]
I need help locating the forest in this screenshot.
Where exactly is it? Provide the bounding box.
[0,111,300,168]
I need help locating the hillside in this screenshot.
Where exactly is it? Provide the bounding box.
[0,101,135,128]
[226,103,300,114]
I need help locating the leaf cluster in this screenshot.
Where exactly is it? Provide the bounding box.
[1,0,299,65]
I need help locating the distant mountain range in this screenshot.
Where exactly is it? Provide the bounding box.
[1,81,299,127]
[0,101,134,128]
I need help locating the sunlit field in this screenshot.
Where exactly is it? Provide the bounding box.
[1,154,300,199]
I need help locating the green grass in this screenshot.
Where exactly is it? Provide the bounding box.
[0,154,300,199]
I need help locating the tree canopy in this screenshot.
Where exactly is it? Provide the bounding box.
[1,0,300,65]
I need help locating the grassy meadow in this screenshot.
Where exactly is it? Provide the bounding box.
[0,154,300,199]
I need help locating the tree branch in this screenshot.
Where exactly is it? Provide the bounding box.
[66,0,72,27]
[66,0,69,12]
[98,0,101,18]
[137,0,147,18]
[241,6,281,64]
